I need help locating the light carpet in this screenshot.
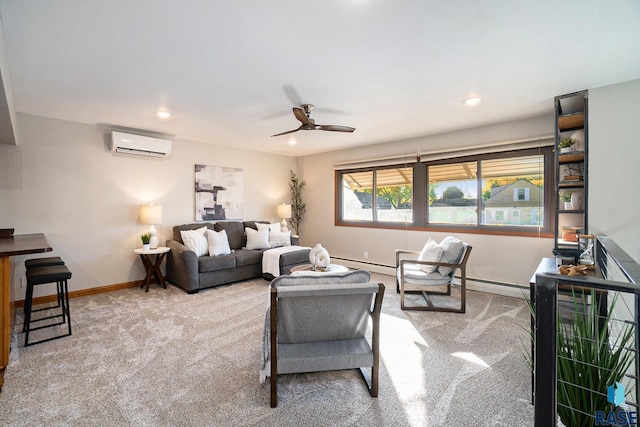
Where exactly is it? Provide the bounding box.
[0,273,534,426]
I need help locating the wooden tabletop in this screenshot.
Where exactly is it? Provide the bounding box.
[0,234,52,257]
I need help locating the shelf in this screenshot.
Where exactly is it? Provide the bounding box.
[559,181,585,188]
[559,210,585,214]
[558,113,585,131]
[557,239,579,247]
[558,152,585,163]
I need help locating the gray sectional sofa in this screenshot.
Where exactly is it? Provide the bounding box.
[166,220,310,293]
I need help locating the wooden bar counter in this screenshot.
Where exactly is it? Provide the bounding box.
[0,233,52,389]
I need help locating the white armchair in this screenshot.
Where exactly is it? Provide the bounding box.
[396,237,472,313]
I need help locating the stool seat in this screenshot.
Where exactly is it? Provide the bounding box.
[26,265,72,285]
[23,264,72,346]
[25,257,65,270]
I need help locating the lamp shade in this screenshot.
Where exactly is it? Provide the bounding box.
[140,204,163,225]
[277,204,292,219]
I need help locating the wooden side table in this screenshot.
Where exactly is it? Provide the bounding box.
[134,247,170,292]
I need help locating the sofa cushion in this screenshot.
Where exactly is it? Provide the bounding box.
[234,249,264,267]
[243,220,270,231]
[438,236,465,276]
[271,270,371,287]
[199,254,236,273]
[256,222,281,233]
[206,229,231,256]
[418,238,443,273]
[180,227,209,257]
[245,227,270,250]
[279,248,310,266]
[173,223,215,244]
[214,221,246,249]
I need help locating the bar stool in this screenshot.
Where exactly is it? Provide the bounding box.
[24,264,72,346]
[24,256,66,320]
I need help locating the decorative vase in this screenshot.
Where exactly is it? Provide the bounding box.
[309,243,330,269]
[309,244,322,264]
[315,247,330,269]
[571,129,585,152]
[564,201,573,210]
[571,192,584,210]
[142,243,150,251]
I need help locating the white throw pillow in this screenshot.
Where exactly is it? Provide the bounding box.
[245,227,270,250]
[180,227,208,257]
[438,236,465,276]
[256,222,281,233]
[269,231,291,248]
[206,229,231,256]
[417,238,444,273]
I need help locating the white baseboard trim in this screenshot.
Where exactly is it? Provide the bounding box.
[335,258,528,300]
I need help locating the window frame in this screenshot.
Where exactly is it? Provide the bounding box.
[335,146,555,238]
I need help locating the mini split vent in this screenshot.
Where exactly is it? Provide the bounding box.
[110,131,172,157]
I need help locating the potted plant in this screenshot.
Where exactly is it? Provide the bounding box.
[524,289,635,427]
[561,191,574,210]
[558,136,577,153]
[289,170,306,236]
[141,233,151,251]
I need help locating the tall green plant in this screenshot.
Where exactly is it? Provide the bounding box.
[525,289,635,427]
[556,289,634,427]
[289,170,305,235]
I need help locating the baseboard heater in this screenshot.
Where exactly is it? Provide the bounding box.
[332,256,525,290]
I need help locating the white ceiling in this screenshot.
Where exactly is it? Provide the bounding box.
[1,0,639,157]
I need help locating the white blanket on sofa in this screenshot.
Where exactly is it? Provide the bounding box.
[262,245,310,278]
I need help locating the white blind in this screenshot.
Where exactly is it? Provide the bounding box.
[333,154,418,170]
[419,136,554,162]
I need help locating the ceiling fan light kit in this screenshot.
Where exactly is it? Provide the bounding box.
[271,104,355,137]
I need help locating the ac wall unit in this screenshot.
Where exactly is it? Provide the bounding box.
[110,131,172,157]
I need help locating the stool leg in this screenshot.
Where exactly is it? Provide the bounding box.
[57,280,65,324]
[23,283,34,333]
[24,283,34,345]
[63,279,72,336]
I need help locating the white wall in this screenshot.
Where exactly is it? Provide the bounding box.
[299,115,556,295]
[589,79,640,263]
[0,113,296,299]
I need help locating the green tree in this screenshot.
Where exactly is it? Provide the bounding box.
[377,185,412,209]
[429,184,438,204]
[442,186,464,200]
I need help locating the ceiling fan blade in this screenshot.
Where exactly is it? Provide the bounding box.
[316,125,356,133]
[293,107,311,125]
[271,127,302,137]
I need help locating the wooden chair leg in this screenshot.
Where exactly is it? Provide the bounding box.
[270,373,277,408]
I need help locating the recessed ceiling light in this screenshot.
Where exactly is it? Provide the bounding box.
[155,111,171,119]
[288,138,297,145]
[463,97,481,106]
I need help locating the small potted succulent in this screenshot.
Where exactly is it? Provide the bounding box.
[558,136,577,153]
[561,191,574,210]
[140,233,151,251]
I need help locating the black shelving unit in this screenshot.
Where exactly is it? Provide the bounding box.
[553,90,588,261]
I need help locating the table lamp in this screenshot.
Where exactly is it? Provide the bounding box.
[140,204,163,249]
[277,203,291,232]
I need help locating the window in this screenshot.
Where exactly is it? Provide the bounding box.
[339,166,413,224]
[336,146,553,236]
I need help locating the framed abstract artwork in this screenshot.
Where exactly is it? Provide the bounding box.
[194,164,244,221]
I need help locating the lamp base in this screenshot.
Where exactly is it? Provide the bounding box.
[280,218,288,232]
[148,225,159,249]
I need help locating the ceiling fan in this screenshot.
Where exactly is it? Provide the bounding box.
[271,104,355,137]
